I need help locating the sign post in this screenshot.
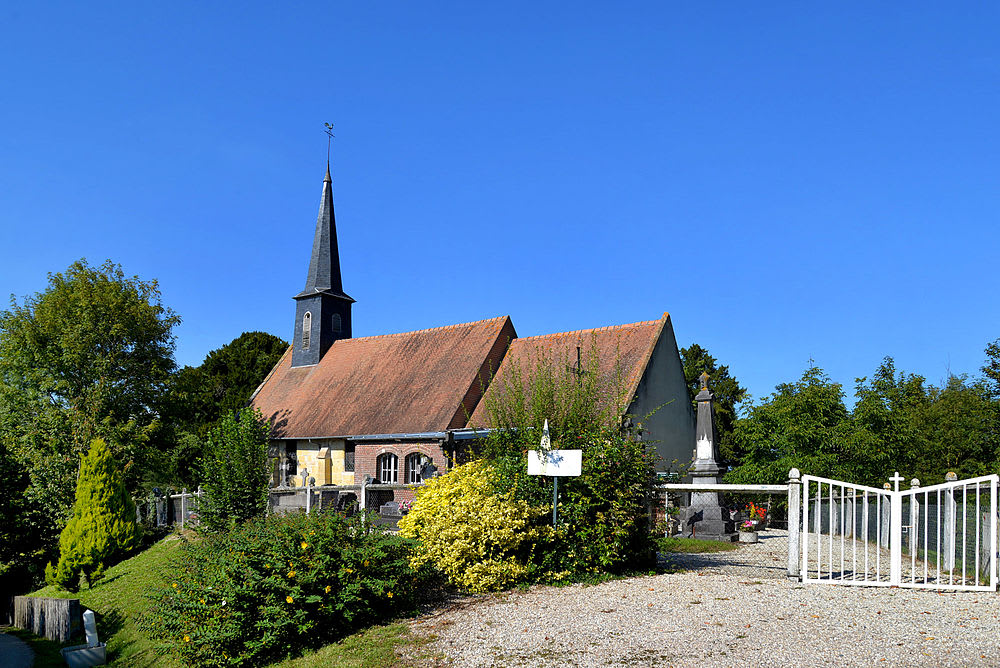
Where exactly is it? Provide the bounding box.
[527,420,582,525]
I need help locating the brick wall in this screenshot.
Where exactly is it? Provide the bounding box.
[355,441,447,484]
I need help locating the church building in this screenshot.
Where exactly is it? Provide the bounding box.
[250,165,695,500]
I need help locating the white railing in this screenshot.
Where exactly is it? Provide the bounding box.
[801,472,998,591]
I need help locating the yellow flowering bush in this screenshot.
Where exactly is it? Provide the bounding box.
[398,461,546,592]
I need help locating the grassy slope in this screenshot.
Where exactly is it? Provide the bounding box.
[26,536,429,668]
[30,535,187,668]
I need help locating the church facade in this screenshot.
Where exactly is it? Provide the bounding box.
[250,165,695,497]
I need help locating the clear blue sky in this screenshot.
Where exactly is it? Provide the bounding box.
[2,2,998,409]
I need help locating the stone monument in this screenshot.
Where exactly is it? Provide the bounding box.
[679,372,736,541]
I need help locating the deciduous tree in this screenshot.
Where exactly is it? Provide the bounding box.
[679,344,747,464]
[0,258,177,580]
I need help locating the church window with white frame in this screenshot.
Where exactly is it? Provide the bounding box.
[377,453,398,483]
[302,311,312,350]
[405,453,428,484]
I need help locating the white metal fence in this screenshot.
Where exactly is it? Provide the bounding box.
[662,470,999,592]
[801,473,998,591]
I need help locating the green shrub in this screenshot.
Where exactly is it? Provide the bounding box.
[198,407,270,532]
[398,461,549,592]
[477,336,659,580]
[45,438,138,591]
[145,510,428,667]
[490,427,658,577]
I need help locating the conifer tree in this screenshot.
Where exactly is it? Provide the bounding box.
[45,438,138,590]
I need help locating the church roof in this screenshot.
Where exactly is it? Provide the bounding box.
[252,316,515,438]
[468,314,669,427]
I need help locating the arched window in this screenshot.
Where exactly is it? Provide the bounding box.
[376,453,398,484]
[302,311,312,350]
[405,453,429,484]
[332,313,342,333]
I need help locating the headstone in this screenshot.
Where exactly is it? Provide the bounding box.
[678,373,736,541]
[379,501,401,518]
[83,609,99,648]
[880,483,891,548]
[944,471,957,571]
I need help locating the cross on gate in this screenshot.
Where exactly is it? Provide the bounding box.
[889,471,905,492]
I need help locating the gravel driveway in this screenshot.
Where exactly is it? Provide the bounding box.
[407,532,1000,666]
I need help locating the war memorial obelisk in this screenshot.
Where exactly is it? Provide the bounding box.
[679,372,736,541]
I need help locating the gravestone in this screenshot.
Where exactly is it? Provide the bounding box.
[83,609,99,648]
[679,373,736,541]
[379,501,402,518]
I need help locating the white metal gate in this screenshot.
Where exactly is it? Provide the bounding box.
[801,472,998,591]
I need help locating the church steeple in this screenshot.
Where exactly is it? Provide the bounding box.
[291,164,355,367]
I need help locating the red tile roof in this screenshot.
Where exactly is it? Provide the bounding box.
[252,316,515,438]
[468,314,669,427]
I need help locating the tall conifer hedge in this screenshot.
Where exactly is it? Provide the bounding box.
[46,438,138,590]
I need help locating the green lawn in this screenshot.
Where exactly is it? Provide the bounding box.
[273,623,437,668]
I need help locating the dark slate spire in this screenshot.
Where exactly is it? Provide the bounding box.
[291,165,354,367]
[296,163,352,300]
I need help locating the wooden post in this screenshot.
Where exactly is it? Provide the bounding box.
[787,468,801,580]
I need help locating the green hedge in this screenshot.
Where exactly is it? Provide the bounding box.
[145,511,430,667]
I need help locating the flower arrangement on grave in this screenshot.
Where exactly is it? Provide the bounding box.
[744,502,767,529]
[397,499,413,514]
[739,520,756,532]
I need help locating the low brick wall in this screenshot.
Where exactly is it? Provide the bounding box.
[12,596,81,642]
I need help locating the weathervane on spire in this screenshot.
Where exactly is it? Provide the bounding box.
[324,122,335,164]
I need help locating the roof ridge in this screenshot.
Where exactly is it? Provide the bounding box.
[514,319,660,343]
[343,316,510,343]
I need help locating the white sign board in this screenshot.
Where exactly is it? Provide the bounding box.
[527,449,582,477]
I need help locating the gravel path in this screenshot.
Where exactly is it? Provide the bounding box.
[0,632,34,668]
[407,533,1000,667]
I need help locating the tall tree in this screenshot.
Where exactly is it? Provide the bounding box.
[0,259,178,580]
[167,331,287,438]
[679,344,747,464]
[164,331,286,487]
[983,338,1000,399]
[848,357,930,486]
[724,365,853,484]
